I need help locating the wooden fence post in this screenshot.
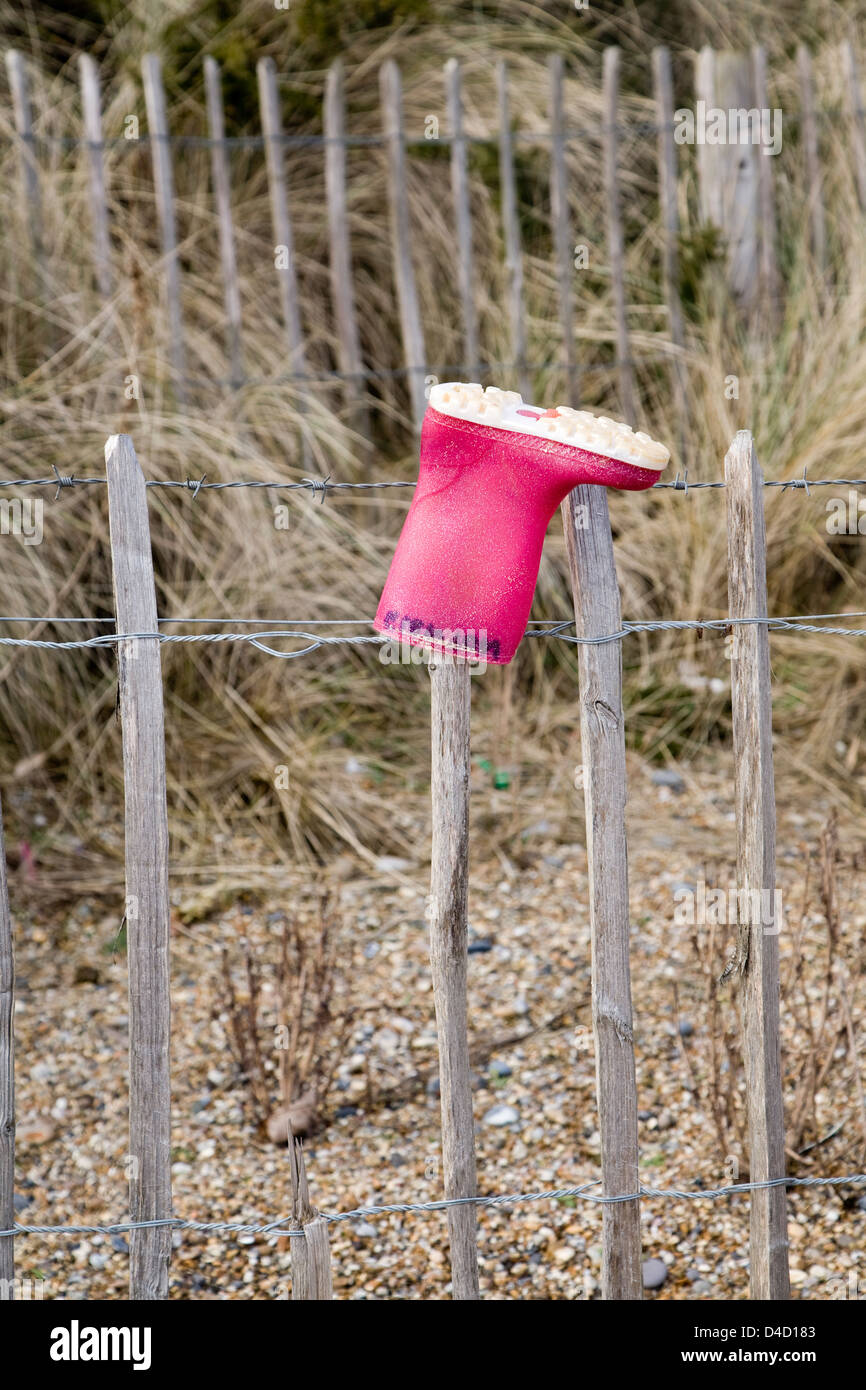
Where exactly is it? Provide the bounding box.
[724,430,790,1302]
[257,58,307,378]
[0,793,14,1300]
[445,58,479,378]
[694,47,760,311]
[203,57,243,389]
[324,59,369,438]
[79,54,113,298]
[796,45,826,271]
[841,40,866,213]
[549,55,578,406]
[561,486,642,1301]
[602,48,636,425]
[105,433,172,1301]
[751,45,779,314]
[651,46,687,430]
[380,60,428,430]
[4,50,42,260]
[142,54,186,403]
[429,657,479,1300]
[289,1135,333,1300]
[497,62,530,402]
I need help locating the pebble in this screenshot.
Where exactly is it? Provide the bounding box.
[642,1257,668,1289]
[468,937,493,955]
[375,857,413,874]
[651,769,685,793]
[489,1060,513,1078]
[16,1114,56,1145]
[483,1104,520,1127]
[678,1020,694,1037]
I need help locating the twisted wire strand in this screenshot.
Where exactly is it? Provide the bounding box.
[0,613,864,658]
[3,1172,864,1242]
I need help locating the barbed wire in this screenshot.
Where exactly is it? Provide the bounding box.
[3,1172,864,1242]
[0,613,864,658]
[2,469,866,497]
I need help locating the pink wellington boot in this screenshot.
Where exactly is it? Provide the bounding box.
[375,383,670,664]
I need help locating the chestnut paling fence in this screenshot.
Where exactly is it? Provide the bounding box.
[2,436,866,1300]
[2,38,865,434]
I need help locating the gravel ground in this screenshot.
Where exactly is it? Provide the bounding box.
[8,758,866,1300]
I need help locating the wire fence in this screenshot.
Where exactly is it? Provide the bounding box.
[0,614,865,659]
[0,103,841,155]
[2,467,864,495]
[2,447,864,1293]
[5,1172,866,1242]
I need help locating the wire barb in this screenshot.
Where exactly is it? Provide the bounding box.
[302,474,331,503]
[51,464,76,500]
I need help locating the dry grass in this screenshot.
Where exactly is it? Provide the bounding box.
[2,5,866,884]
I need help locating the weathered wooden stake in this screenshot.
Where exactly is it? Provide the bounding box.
[652,46,687,429]
[602,48,636,425]
[257,58,307,377]
[445,58,479,377]
[0,792,14,1300]
[380,60,427,430]
[289,1134,333,1300]
[204,57,243,389]
[694,47,760,311]
[4,50,42,260]
[561,486,642,1301]
[724,430,790,1302]
[796,45,826,272]
[142,55,186,403]
[497,62,530,402]
[549,55,578,406]
[752,45,779,313]
[429,657,479,1300]
[842,40,866,213]
[106,433,172,1301]
[79,54,113,298]
[324,59,369,438]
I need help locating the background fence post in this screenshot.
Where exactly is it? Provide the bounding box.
[78,53,113,299]
[549,54,578,406]
[429,657,479,1300]
[4,50,42,261]
[695,47,760,311]
[257,58,308,415]
[445,58,479,379]
[105,433,172,1301]
[561,486,642,1301]
[652,45,687,433]
[497,61,530,402]
[796,45,826,272]
[142,54,186,404]
[0,793,14,1300]
[324,59,369,439]
[752,45,779,315]
[841,40,866,213]
[602,47,636,425]
[289,1134,333,1300]
[724,430,790,1302]
[203,57,243,390]
[380,60,428,430]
